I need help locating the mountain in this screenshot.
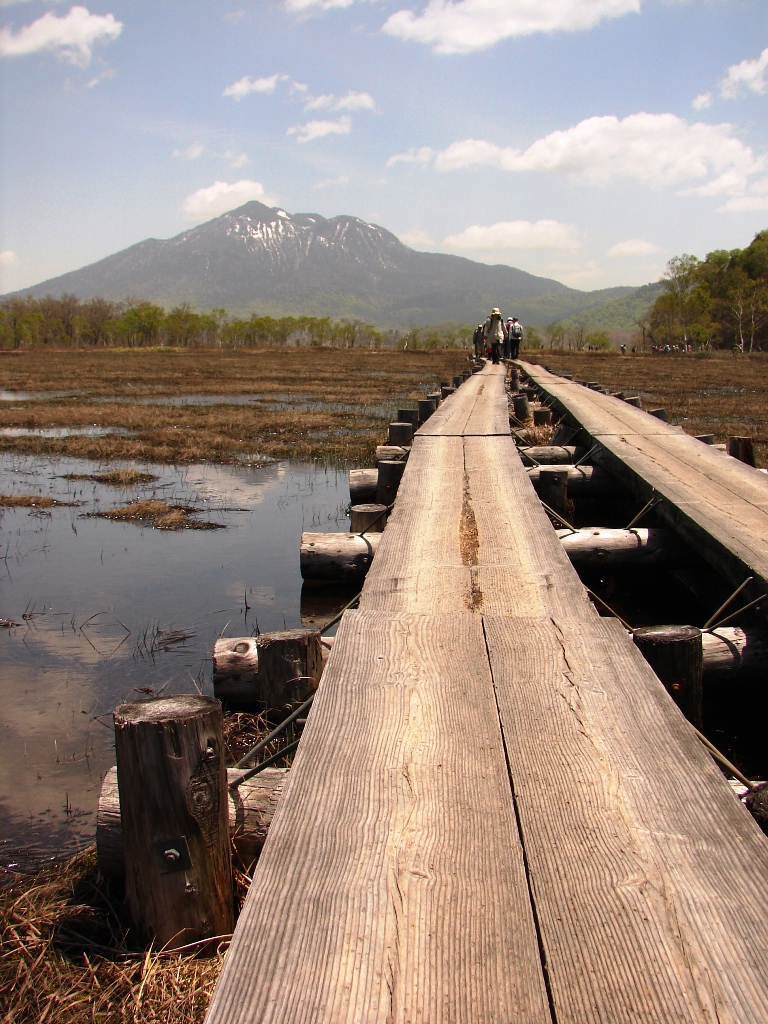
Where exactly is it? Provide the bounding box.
[6,201,641,327]
[552,281,665,333]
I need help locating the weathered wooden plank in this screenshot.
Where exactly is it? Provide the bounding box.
[417,364,508,436]
[485,612,768,1024]
[205,611,552,1024]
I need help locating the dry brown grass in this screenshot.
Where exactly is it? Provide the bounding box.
[521,349,768,467]
[89,500,223,531]
[0,494,71,508]
[64,470,158,486]
[0,348,469,466]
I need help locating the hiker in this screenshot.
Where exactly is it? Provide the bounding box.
[508,317,523,359]
[483,307,505,365]
[473,323,484,359]
[504,319,513,359]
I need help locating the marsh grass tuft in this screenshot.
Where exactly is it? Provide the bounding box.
[89,499,224,530]
[0,494,73,508]
[64,469,158,487]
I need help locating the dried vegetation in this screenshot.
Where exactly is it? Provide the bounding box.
[89,500,223,531]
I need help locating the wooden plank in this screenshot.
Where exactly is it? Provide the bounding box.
[205,611,552,1024]
[485,612,768,1024]
[418,365,509,437]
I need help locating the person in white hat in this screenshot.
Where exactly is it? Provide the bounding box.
[483,307,505,364]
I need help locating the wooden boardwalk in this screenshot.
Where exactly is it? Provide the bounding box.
[205,364,768,1024]
[519,360,768,594]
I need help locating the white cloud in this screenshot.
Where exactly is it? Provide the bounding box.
[173,143,205,160]
[225,151,250,168]
[304,90,375,112]
[0,5,122,66]
[395,113,764,196]
[314,174,352,189]
[607,238,660,257]
[0,250,18,265]
[720,45,768,99]
[287,115,351,143]
[444,219,580,251]
[718,196,768,213]
[382,0,641,55]
[285,0,357,9]
[692,92,712,111]
[398,228,434,247]
[546,259,605,288]
[182,180,276,222]
[386,146,436,167]
[223,73,283,100]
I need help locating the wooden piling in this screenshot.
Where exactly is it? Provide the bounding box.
[624,396,642,408]
[632,625,703,727]
[537,467,569,519]
[113,695,234,949]
[509,367,520,390]
[728,436,756,467]
[349,468,377,503]
[532,408,552,426]
[300,531,382,584]
[648,408,669,422]
[512,395,530,421]
[388,422,414,446]
[214,629,322,710]
[349,503,388,533]
[375,445,409,466]
[695,434,715,444]
[418,398,436,423]
[397,409,420,429]
[376,458,406,505]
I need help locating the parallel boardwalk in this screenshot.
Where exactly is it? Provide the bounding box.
[206,365,768,1024]
[519,360,768,592]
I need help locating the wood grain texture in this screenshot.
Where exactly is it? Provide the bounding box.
[485,612,768,1024]
[205,611,551,1024]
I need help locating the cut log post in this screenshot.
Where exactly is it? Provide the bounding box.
[397,409,420,429]
[509,367,520,390]
[215,629,322,710]
[113,695,233,949]
[97,765,288,882]
[528,464,620,498]
[728,436,756,467]
[624,396,642,408]
[441,385,456,399]
[695,434,715,444]
[350,502,388,533]
[375,445,409,466]
[512,395,530,421]
[461,370,471,381]
[418,398,436,423]
[452,375,463,388]
[349,468,377,503]
[701,626,768,684]
[538,468,569,518]
[556,527,692,567]
[632,625,703,727]
[428,391,442,405]
[519,445,579,465]
[587,382,601,390]
[649,408,669,422]
[213,637,259,705]
[376,459,406,506]
[300,531,382,584]
[533,408,552,426]
[611,392,625,400]
[388,422,413,446]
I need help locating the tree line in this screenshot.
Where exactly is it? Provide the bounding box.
[644,229,768,351]
[0,295,475,352]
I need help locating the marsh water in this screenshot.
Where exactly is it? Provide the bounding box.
[0,454,349,872]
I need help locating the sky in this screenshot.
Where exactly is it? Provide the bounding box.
[1,0,767,296]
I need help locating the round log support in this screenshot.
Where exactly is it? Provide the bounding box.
[441,385,455,399]
[376,459,406,506]
[452,375,463,388]
[649,408,669,422]
[349,468,378,503]
[557,527,691,567]
[350,503,388,533]
[461,370,471,381]
[397,409,420,429]
[728,436,756,467]
[113,695,233,949]
[300,531,382,584]
[538,468,569,519]
[509,367,520,390]
[528,465,620,499]
[428,391,442,405]
[418,398,436,423]
[223,628,322,711]
[632,626,703,727]
[624,396,642,408]
[97,765,288,882]
[519,445,579,465]
[213,637,259,705]
[701,626,768,684]
[512,395,530,421]
[533,408,552,426]
[388,422,414,446]
[375,445,409,466]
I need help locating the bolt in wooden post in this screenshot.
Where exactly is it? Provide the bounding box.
[350,502,388,533]
[512,394,530,421]
[388,422,413,446]
[537,467,569,519]
[533,407,552,426]
[418,398,436,423]
[376,459,406,506]
[727,436,756,467]
[113,695,233,950]
[632,625,703,728]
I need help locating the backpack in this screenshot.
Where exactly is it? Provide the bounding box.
[511,322,523,338]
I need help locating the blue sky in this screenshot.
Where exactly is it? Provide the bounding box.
[1,0,767,296]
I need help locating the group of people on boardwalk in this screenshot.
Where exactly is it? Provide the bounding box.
[473,308,523,364]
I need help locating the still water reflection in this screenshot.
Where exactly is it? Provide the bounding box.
[0,454,348,870]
